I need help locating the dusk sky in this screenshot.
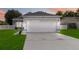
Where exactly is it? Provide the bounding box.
[0,8,77,21]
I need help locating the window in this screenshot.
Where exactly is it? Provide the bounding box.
[67,23,77,29]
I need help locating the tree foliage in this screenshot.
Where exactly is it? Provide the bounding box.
[74,8,79,17]
[63,11,75,17]
[0,21,8,25]
[56,11,63,16]
[56,8,79,17]
[5,9,22,25]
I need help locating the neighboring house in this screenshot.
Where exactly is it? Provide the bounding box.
[13,11,61,33]
[61,17,79,29]
[0,18,5,21]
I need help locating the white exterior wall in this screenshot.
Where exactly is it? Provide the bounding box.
[62,17,79,29]
[60,25,67,29]
[23,17,60,32]
[76,22,79,29]
[61,17,79,24]
[16,22,22,27]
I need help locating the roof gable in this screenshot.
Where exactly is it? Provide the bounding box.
[24,11,56,16]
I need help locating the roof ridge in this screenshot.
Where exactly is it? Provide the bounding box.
[24,11,56,16]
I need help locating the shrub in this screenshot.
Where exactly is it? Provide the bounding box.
[0,21,8,25]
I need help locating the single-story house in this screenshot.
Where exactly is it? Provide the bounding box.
[61,17,79,29]
[13,11,61,33]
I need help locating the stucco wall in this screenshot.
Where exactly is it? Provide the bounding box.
[61,17,79,29]
[76,22,79,29]
[60,25,67,29]
[16,22,23,27]
[23,17,60,32]
[61,17,79,24]
[13,16,61,32]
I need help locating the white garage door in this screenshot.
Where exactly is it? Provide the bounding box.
[26,20,57,32]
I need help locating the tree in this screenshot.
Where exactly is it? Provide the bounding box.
[0,21,8,25]
[63,11,69,17]
[5,9,22,25]
[76,8,79,12]
[63,11,75,17]
[56,11,63,16]
[75,8,79,17]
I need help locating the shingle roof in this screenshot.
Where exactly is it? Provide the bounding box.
[24,11,56,16]
[13,11,61,21]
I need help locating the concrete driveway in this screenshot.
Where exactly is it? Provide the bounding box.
[23,32,79,50]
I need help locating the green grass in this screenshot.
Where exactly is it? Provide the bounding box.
[0,30,26,50]
[60,29,79,39]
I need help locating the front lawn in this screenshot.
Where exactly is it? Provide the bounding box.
[60,29,79,39]
[0,30,26,50]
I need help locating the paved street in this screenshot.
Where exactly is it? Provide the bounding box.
[23,33,79,50]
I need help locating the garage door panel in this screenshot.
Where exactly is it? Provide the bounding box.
[27,20,57,32]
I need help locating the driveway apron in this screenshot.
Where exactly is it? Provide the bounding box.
[23,32,79,50]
